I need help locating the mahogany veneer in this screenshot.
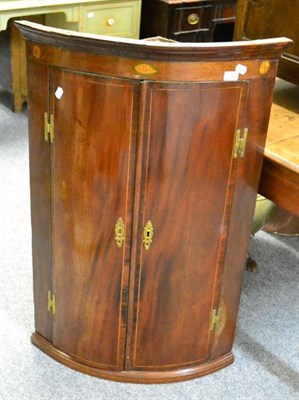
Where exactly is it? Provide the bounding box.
[16,21,291,383]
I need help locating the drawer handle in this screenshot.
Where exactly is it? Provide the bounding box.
[143,220,154,251]
[187,13,200,25]
[107,18,115,26]
[115,217,125,248]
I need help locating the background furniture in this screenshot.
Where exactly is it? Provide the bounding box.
[0,15,45,112]
[234,1,299,233]
[17,20,289,383]
[0,0,141,111]
[234,0,299,85]
[140,0,237,42]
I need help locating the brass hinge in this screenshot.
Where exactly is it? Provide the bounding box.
[233,128,248,158]
[47,290,56,315]
[44,112,55,143]
[210,307,222,331]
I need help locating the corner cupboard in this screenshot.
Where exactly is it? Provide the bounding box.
[16,21,290,383]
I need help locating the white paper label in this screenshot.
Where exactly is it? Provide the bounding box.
[235,64,247,75]
[55,87,64,100]
[87,12,94,18]
[223,71,239,81]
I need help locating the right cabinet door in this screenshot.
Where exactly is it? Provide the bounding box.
[127,80,249,371]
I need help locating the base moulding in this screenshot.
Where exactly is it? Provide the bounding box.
[31,332,234,384]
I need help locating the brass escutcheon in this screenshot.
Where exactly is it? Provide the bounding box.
[115,217,125,248]
[143,220,154,250]
[187,13,200,25]
[259,61,271,75]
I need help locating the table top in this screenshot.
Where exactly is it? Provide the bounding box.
[259,78,299,216]
[266,79,299,173]
[0,0,104,12]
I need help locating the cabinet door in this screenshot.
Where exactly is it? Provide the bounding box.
[126,81,248,370]
[49,69,138,370]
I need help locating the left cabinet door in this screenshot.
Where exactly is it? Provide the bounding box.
[48,69,138,370]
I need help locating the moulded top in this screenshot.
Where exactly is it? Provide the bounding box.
[15,20,292,62]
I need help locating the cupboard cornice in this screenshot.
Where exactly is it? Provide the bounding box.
[16,20,291,61]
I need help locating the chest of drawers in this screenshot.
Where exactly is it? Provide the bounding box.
[140,0,237,42]
[234,0,299,85]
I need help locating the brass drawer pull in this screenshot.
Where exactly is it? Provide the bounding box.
[143,220,154,250]
[187,13,200,25]
[115,217,125,248]
[107,18,115,26]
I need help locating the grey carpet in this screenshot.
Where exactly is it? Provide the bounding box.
[1,89,298,400]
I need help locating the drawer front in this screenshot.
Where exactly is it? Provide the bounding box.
[221,3,237,20]
[82,2,140,38]
[214,1,237,22]
[174,5,214,33]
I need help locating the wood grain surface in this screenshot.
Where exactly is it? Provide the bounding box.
[126,81,248,370]
[50,70,138,370]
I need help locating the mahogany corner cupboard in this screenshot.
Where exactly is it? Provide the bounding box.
[16,21,290,383]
